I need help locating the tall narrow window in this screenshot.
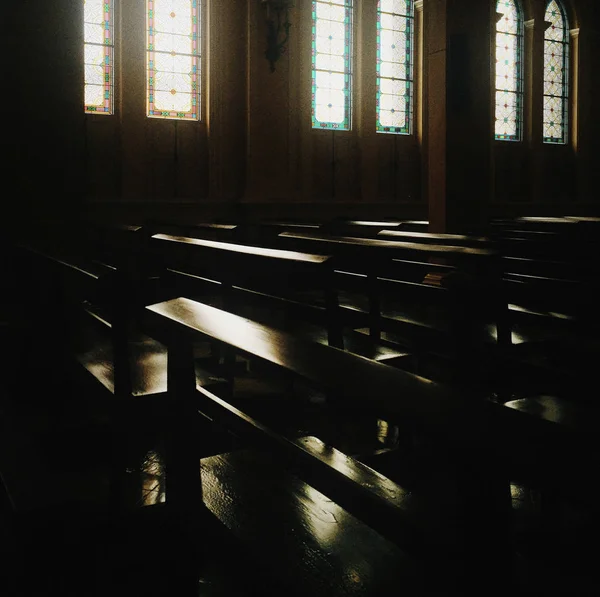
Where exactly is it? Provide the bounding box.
[495,0,524,141]
[543,0,569,144]
[84,0,114,114]
[376,0,414,135]
[312,0,353,131]
[147,0,201,121]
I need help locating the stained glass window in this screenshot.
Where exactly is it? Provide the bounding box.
[376,1,414,135]
[543,1,569,144]
[495,0,523,141]
[147,0,201,121]
[312,1,353,131]
[84,0,114,114]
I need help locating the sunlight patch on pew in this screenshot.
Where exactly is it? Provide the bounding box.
[302,484,344,545]
[140,448,166,506]
[167,268,223,288]
[296,436,410,506]
[485,323,526,345]
[153,233,329,264]
[377,419,400,447]
[508,303,573,321]
[348,221,402,227]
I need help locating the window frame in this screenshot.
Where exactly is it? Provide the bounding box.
[542,0,570,145]
[146,0,202,122]
[84,0,116,115]
[375,0,415,136]
[494,0,525,142]
[311,0,354,131]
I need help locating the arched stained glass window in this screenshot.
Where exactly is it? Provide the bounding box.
[147,0,201,121]
[495,0,524,141]
[84,0,114,114]
[543,0,569,144]
[376,1,414,135]
[312,0,353,130]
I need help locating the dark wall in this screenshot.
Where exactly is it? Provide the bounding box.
[6,1,85,217]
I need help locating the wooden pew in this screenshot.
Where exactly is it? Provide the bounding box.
[483,218,599,403]
[273,230,507,389]
[377,228,492,249]
[242,220,325,244]
[144,218,241,242]
[143,233,412,364]
[6,239,235,512]
[398,220,429,232]
[141,296,513,593]
[492,217,600,274]
[321,218,404,237]
[6,229,598,593]
[274,229,497,278]
[143,296,600,593]
[319,219,431,238]
[274,228,596,398]
[146,233,343,346]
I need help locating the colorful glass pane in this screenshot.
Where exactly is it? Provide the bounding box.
[494,0,523,140]
[376,0,413,134]
[84,0,114,114]
[312,1,353,130]
[543,1,569,144]
[147,0,200,121]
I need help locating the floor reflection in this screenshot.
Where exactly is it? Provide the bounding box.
[377,419,399,447]
[138,447,166,507]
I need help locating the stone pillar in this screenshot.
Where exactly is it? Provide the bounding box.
[425,0,495,234]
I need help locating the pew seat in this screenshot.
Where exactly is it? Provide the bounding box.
[197,439,431,596]
[504,395,598,433]
[74,326,226,398]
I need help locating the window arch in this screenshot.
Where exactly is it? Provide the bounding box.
[146,0,201,121]
[494,0,524,141]
[311,0,354,130]
[543,0,569,144]
[84,0,115,114]
[376,1,414,135]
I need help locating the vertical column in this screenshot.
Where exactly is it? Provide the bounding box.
[569,27,581,203]
[425,0,494,234]
[575,17,595,204]
[528,4,545,204]
[246,1,293,202]
[295,0,315,203]
[207,0,247,202]
[120,0,149,201]
[358,0,378,204]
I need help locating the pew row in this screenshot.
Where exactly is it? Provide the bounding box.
[142,296,513,593]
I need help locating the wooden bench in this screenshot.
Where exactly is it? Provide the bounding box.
[276,228,598,396]
[377,228,492,249]
[275,229,498,282]
[142,233,411,366]
[241,220,326,244]
[492,217,600,274]
[6,239,235,511]
[146,233,342,343]
[146,299,598,594]
[141,295,513,593]
[144,218,241,242]
[6,228,599,593]
[274,230,508,389]
[321,218,404,237]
